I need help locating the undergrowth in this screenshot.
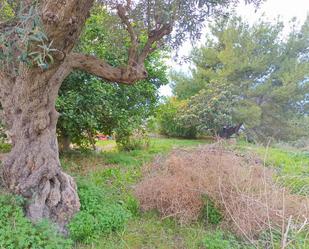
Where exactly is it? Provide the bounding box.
[2,138,307,248]
[0,193,72,249]
[200,230,254,249]
[200,195,223,225]
[0,142,11,153]
[233,140,309,195]
[69,181,131,243]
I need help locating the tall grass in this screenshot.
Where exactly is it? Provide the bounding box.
[233,140,309,195]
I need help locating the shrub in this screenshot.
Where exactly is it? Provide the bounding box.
[116,128,150,151]
[0,142,11,153]
[180,89,235,136]
[134,156,204,224]
[69,182,131,243]
[0,193,72,249]
[124,194,140,217]
[157,97,197,138]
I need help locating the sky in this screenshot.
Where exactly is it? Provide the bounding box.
[159,0,309,97]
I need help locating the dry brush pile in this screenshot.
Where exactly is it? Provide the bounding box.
[134,144,309,247]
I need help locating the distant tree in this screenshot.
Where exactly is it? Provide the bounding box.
[157,88,236,138]
[172,15,309,141]
[180,89,235,136]
[157,97,197,138]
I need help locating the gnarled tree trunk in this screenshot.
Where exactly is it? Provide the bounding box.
[0,67,79,232]
[0,0,167,232]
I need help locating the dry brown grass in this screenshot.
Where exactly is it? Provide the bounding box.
[134,143,309,245]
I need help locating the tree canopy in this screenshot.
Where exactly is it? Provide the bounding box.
[170,15,309,141]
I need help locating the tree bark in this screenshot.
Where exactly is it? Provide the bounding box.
[0,67,79,232]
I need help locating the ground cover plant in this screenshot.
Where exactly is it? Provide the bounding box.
[0,192,72,249]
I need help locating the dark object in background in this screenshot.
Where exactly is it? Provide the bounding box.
[219,123,243,139]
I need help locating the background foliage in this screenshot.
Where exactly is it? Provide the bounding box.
[56,8,168,150]
[168,15,309,141]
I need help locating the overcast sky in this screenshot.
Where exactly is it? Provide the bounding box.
[159,0,309,96]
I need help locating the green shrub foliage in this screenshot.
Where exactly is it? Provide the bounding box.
[57,8,168,150]
[0,194,72,249]
[68,182,131,243]
[157,91,234,137]
[116,127,150,151]
[157,97,197,138]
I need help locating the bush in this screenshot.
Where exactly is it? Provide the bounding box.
[116,128,150,151]
[157,97,197,138]
[181,89,235,136]
[0,193,72,249]
[124,194,140,217]
[69,182,131,243]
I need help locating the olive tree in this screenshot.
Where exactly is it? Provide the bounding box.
[0,0,262,230]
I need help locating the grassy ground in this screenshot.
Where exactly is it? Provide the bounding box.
[61,138,208,176]
[232,140,309,195]
[69,138,309,249]
[62,138,226,249]
[1,137,308,248]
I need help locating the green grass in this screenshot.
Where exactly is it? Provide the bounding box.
[75,211,251,249]
[74,212,209,249]
[102,138,207,166]
[232,140,309,194]
[61,138,208,175]
[0,142,11,153]
[96,140,116,151]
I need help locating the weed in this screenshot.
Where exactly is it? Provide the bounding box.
[201,195,223,225]
[0,142,11,153]
[69,181,131,243]
[200,230,253,249]
[0,193,72,249]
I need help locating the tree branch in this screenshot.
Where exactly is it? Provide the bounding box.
[67,3,170,85]
[138,24,173,63]
[116,4,138,67]
[67,53,148,84]
[116,3,172,71]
